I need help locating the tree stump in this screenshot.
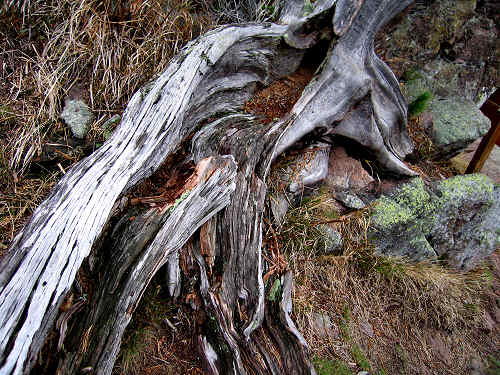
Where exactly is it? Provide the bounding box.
[0,1,415,374]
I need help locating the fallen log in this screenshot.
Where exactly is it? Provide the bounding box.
[0,1,415,374]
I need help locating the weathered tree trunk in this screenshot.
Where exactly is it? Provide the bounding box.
[0,1,414,374]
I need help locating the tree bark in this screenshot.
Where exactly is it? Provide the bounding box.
[0,1,414,374]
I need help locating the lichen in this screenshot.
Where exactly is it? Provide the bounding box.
[437,174,494,204]
[169,189,192,213]
[372,179,435,229]
[371,197,414,229]
[393,178,435,215]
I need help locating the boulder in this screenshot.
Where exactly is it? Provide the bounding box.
[369,174,500,270]
[380,1,499,104]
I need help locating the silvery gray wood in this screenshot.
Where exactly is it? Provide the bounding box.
[0,1,416,373]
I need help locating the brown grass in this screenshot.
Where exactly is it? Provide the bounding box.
[0,0,215,249]
[281,196,498,374]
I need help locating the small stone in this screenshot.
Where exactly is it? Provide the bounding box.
[61,98,94,139]
[468,357,484,371]
[102,114,121,140]
[428,334,451,366]
[311,312,339,338]
[483,311,495,332]
[359,320,374,338]
[318,224,343,253]
[289,145,330,193]
[420,110,433,132]
[357,372,370,375]
[326,146,374,191]
[102,114,121,130]
[334,191,366,209]
[270,193,289,226]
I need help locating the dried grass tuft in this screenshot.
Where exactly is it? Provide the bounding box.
[2,0,214,175]
[0,0,215,248]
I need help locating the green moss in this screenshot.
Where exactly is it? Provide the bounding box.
[487,356,500,375]
[402,69,423,82]
[169,189,191,213]
[374,258,406,280]
[340,306,352,342]
[313,357,353,375]
[268,279,281,301]
[408,91,432,118]
[351,344,371,371]
[395,344,409,374]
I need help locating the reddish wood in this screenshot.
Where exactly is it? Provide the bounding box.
[465,89,500,173]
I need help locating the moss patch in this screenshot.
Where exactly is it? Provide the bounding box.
[408,91,432,118]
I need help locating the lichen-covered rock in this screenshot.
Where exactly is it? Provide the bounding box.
[369,174,500,270]
[403,69,491,159]
[428,96,491,158]
[60,98,94,139]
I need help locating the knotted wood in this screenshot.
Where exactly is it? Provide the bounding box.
[0,1,414,374]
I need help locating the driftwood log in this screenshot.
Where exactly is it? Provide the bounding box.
[0,0,415,374]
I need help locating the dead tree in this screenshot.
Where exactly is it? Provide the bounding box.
[0,1,415,374]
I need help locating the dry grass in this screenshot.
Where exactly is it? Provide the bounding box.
[2,0,214,174]
[0,0,216,249]
[208,0,280,23]
[275,192,497,375]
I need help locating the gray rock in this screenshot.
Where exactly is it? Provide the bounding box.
[61,99,94,139]
[310,312,338,338]
[380,0,498,105]
[428,96,491,159]
[288,144,330,193]
[318,224,343,253]
[359,320,374,338]
[468,357,485,375]
[404,71,491,159]
[102,114,121,140]
[270,192,289,226]
[334,191,366,210]
[369,174,500,270]
[102,114,121,130]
